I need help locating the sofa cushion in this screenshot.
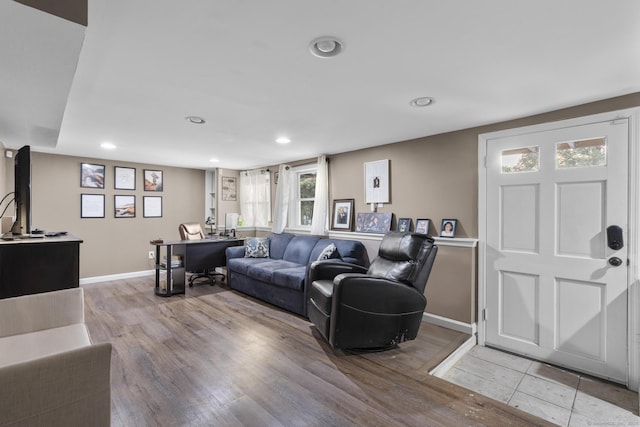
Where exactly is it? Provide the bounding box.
[266,233,295,260]
[0,323,91,368]
[271,266,307,291]
[227,257,272,275]
[246,260,301,284]
[245,237,270,258]
[282,236,320,265]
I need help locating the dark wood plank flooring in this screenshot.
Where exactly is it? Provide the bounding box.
[83,277,552,426]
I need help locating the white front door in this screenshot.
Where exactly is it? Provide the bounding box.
[483,118,629,383]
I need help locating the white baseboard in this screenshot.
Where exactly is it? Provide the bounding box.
[422,312,477,335]
[429,334,477,377]
[80,269,154,286]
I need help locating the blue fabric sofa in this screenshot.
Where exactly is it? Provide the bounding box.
[225,233,369,317]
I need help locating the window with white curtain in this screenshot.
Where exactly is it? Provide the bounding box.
[239,170,271,227]
[290,164,317,228]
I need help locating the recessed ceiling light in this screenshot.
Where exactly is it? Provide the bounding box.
[309,36,344,58]
[185,116,206,124]
[100,142,116,150]
[209,158,220,163]
[409,97,434,107]
[276,137,291,144]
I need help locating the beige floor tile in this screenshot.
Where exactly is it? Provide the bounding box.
[453,353,525,389]
[572,390,640,425]
[577,376,638,415]
[527,361,580,389]
[509,390,571,426]
[442,366,515,403]
[517,374,577,410]
[469,346,533,373]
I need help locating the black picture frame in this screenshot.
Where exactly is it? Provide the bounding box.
[114,195,135,218]
[80,163,105,189]
[114,166,136,190]
[355,212,392,234]
[415,218,431,235]
[143,169,163,191]
[80,194,105,218]
[331,199,354,231]
[143,196,162,218]
[440,219,457,238]
[397,217,411,233]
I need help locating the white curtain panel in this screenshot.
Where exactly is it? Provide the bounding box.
[239,169,271,227]
[271,164,292,233]
[310,155,329,236]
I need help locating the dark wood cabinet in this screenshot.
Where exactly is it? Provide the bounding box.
[0,235,82,299]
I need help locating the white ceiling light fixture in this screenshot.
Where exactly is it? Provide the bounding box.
[276,136,291,144]
[209,157,220,163]
[185,116,206,124]
[309,36,344,58]
[409,97,434,107]
[100,142,116,150]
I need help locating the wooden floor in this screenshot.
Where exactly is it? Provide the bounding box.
[83,276,552,426]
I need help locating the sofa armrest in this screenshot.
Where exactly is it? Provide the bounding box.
[0,288,85,338]
[0,342,112,426]
[226,245,246,260]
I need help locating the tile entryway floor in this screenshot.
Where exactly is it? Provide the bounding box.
[440,346,639,426]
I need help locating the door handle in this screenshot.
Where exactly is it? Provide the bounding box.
[609,257,623,267]
[607,225,624,250]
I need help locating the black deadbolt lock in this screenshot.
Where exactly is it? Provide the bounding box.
[607,225,624,250]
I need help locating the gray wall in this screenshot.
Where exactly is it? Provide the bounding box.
[27,153,205,278]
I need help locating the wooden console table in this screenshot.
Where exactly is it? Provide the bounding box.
[0,234,82,299]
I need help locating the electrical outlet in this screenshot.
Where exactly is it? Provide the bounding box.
[148,251,155,260]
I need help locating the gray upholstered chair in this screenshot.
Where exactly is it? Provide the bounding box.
[308,232,438,351]
[178,223,224,286]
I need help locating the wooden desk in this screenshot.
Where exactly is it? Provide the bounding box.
[153,237,243,296]
[0,234,83,299]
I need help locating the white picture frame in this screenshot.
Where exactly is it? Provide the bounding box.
[143,196,162,218]
[364,159,389,204]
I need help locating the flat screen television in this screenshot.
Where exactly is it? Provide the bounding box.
[10,145,32,236]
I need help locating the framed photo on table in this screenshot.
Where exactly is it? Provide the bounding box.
[331,199,354,231]
[415,218,431,235]
[397,217,411,232]
[440,219,457,238]
[355,212,392,234]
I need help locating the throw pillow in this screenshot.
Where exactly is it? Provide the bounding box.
[317,243,340,261]
[245,237,270,258]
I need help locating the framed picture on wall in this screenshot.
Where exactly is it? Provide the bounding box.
[114,195,135,218]
[397,217,411,233]
[80,163,105,188]
[415,218,431,235]
[80,194,105,218]
[440,219,457,238]
[114,166,136,190]
[364,159,389,204]
[143,196,162,218]
[331,199,354,231]
[222,176,237,201]
[143,169,163,191]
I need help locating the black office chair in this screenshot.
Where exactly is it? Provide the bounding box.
[178,223,224,286]
[308,232,438,351]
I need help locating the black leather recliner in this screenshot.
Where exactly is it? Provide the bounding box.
[308,232,438,351]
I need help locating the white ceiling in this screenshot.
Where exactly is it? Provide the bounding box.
[2,1,640,171]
